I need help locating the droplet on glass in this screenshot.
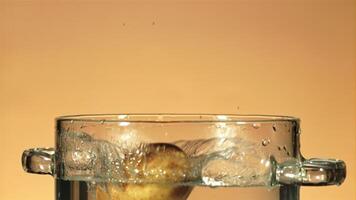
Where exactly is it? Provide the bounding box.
[252,123,261,129]
[119,122,130,127]
[262,139,270,146]
[216,115,228,121]
[272,124,277,132]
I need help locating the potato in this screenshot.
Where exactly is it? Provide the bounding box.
[96,143,194,200]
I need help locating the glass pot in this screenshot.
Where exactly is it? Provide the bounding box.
[22,114,346,200]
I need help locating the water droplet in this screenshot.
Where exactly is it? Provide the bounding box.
[70,120,74,124]
[119,122,130,127]
[217,115,228,121]
[252,123,261,129]
[100,120,106,124]
[272,124,277,132]
[118,115,128,119]
[262,139,270,146]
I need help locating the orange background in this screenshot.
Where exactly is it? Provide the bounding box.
[0,0,355,200]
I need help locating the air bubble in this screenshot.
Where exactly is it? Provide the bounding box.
[252,123,261,129]
[283,146,287,151]
[277,146,282,151]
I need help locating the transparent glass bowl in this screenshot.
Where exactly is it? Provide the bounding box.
[22,114,346,200]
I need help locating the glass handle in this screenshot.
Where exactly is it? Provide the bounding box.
[22,148,55,175]
[276,158,346,186]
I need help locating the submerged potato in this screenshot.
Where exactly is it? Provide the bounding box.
[97,143,193,200]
